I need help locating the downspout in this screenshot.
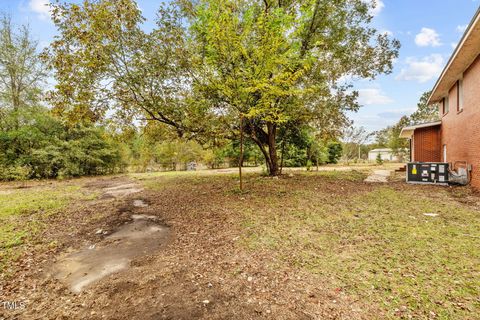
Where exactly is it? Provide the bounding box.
[409,139,412,162]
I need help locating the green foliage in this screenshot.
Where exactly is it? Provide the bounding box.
[48,0,400,176]
[306,160,312,171]
[278,125,329,168]
[118,122,226,171]
[327,142,343,164]
[410,91,439,125]
[0,18,123,181]
[0,106,124,180]
[376,152,384,165]
[283,144,308,167]
[0,166,29,181]
[374,91,437,161]
[30,127,122,178]
[221,139,263,167]
[202,148,227,169]
[154,140,205,170]
[0,15,46,118]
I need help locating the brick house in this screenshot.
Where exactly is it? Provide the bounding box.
[400,7,480,188]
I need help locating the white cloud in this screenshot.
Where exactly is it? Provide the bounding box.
[357,88,394,105]
[29,0,51,20]
[377,108,416,120]
[371,0,385,16]
[456,25,468,33]
[415,28,442,47]
[451,42,458,49]
[362,0,384,17]
[380,29,393,36]
[396,54,445,83]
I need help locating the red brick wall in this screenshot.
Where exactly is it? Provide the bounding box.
[412,126,441,162]
[440,55,480,189]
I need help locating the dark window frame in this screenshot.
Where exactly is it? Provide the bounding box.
[442,97,449,115]
[457,78,463,112]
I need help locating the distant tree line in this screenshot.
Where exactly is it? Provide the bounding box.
[0,16,123,180]
[123,122,344,173]
[372,91,439,161]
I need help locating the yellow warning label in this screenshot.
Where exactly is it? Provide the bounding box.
[412,165,417,175]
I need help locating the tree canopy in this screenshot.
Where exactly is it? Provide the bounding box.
[409,91,440,125]
[374,91,439,161]
[0,17,124,181]
[46,0,400,175]
[0,15,46,130]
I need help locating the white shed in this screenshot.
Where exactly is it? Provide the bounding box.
[368,148,399,162]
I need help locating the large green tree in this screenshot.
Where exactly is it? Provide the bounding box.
[187,0,399,175]
[47,0,399,176]
[0,17,124,181]
[0,15,46,130]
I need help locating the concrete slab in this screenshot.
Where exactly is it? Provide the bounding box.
[364,170,392,183]
[51,216,169,293]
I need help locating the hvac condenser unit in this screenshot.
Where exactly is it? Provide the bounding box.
[406,162,449,185]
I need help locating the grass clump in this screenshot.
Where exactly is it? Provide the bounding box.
[0,185,89,273]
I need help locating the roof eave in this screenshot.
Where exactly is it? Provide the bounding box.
[428,6,480,105]
[399,121,442,139]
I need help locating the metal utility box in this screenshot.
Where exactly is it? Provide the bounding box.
[406,162,449,185]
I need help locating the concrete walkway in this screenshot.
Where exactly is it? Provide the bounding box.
[364,170,392,183]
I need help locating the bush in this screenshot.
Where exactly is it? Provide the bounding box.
[0,107,124,180]
[376,152,384,165]
[327,142,343,164]
[0,166,30,181]
[306,160,312,171]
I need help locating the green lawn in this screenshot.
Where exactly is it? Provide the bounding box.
[237,171,480,319]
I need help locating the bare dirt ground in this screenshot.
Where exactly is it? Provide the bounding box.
[1,174,373,320]
[1,169,478,320]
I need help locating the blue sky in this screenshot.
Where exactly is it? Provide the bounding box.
[2,0,479,132]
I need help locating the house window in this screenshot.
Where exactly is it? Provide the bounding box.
[443,144,447,162]
[443,97,449,115]
[457,78,463,111]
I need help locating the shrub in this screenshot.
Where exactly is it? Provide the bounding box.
[0,166,30,181]
[376,152,384,165]
[327,142,343,164]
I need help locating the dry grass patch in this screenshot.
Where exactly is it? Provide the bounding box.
[0,183,98,274]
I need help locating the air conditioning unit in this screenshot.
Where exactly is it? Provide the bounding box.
[406,162,449,185]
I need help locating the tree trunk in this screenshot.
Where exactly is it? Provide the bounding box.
[280,135,286,174]
[266,123,279,176]
[247,120,280,176]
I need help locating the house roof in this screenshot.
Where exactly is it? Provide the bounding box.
[399,121,442,139]
[428,7,480,104]
[369,148,393,153]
